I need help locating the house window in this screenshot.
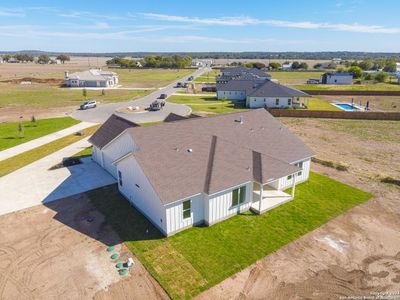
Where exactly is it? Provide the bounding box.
[118,171,123,187]
[182,200,191,219]
[232,186,246,207]
[288,98,292,105]
[287,175,292,180]
[276,99,279,106]
[298,171,302,176]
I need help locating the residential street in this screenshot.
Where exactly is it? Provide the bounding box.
[72,67,208,123]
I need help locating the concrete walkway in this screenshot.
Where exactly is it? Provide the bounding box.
[0,138,116,216]
[0,121,96,161]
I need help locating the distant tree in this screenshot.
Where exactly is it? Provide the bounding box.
[347,66,363,79]
[82,88,87,98]
[298,62,308,70]
[358,60,372,71]
[56,54,70,64]
[38,54,50,64]
[313,63,323,69]
[14,54,34,62]
[245,63,253,68]
[268,62,281,70]
[383,62,396,73]
[364,73,374,80]
[291,61,300,69]
[2,54,11,62]
[252,62,266,69]
[375,71,388,82]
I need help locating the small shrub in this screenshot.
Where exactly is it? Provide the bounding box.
[335,164,349,172]
[102,89,106,96]
[381,177,400,186]
[82,88,87,97]
[31,115,37,126]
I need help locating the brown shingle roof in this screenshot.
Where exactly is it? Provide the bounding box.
[89,114,139,149]
[164,112,201,123]
[125,109,314,204]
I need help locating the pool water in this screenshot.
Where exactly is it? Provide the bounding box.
[334,103,362,111]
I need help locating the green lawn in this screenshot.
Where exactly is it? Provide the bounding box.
[306,97,341,111]
[71,146,93,158]
[0,117,80,151]
[0,84,152,108]
[270,71,324,85]
[110,68,194,88]
[89,172,373,299]
[167,95,247,114]
[295,83,400,91]
[0,125,99,177]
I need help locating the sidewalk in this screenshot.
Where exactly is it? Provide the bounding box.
[0,121,96,161]
[0,137,116,216]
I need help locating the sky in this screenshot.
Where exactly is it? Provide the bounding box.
[1,0,400,53]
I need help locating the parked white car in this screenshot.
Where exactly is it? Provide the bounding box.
[80,100,97,110]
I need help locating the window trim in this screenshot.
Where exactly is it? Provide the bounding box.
[231,186,246,207]
[182,199,191,220]
[275,98,280,106]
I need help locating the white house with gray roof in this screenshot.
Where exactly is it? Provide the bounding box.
[64,69,119,88]
[89,110,315,236]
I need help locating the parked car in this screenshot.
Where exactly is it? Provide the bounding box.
[80,100,97,110]
[159,93,168,99]
[187,76,194,81]
[176,82,183,87]
[149,100,165,111]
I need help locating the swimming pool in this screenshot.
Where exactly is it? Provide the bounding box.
[332,103,362,111]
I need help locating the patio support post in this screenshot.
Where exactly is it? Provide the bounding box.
[291,174,296,199]
[259,183,263,213]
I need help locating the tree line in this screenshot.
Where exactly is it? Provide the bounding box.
[107,55,192,68]
[1,54,70,64]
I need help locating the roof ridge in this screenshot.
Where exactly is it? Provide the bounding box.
[203,135,218,194]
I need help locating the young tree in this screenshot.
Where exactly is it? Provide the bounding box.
[82,88,87,98]
[364,73,374,80]
[269,62,281,70]
[38,54,50,64]
[31,115,37,126]
[347,66,363,79]
[18,122,24,138]
[299,62,308,70]
[375,71,388,82]
[56,54,70,64]
[101,89,106,96]
[2,54,11,62]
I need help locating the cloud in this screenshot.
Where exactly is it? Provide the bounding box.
[0,8,24,17]
[143,13,400,34]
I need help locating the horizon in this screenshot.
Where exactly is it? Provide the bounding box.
[1,0,400,52]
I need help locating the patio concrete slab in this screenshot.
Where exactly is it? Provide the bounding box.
[0,138,116,216]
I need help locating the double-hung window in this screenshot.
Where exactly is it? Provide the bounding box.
[182,200,191,219]
[275,99,280,106]
[118,171,123,187]
[232,186,246,207]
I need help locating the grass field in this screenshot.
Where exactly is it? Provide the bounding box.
[0,117,80,151]
[0,125,99,177]
[306,97,341,111]
[0,83,152,108]
[110,68,194,88]
[89,172,372,299]
[295,83,400,91]
[193,69,220,83]
[167,95,247,114]
[270,71,324,85]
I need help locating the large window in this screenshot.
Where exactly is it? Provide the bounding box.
[276,99,280,106]
[118,171,123,187]
[182,200,191,219]
[288,98,292,106]
[232,186,246,207]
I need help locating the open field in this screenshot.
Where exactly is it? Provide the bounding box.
[109,68,194,88]
[0,125,99,177]
[167,95,247,114]
[89,172,372,299]
[0,83,152,108]
[193,69,220,83]
[0,193,169,300]
[295,82,400,91]
[0,117,79,151]
[198,117,400,299]
[270,71,324,85]
[213,59,333,69]
[318,95,400,112]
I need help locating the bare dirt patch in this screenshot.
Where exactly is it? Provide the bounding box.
[0,193,169,300]
[320,95,400,112]
[0,105,75,122]
[197,118,400,300]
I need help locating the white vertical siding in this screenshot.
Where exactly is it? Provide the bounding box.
[92,146,103,167]
[278,158,311,190]
[207,182,252,225]
[217,90,246,100]
[248,96,294,109]
[117,155,167,235]
[101,132,135,178]
[165,193,204,235]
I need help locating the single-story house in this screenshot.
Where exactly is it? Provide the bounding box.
[64,69,119,87]
[216,78,310,108]
[396,62,400,73]
[321,72,353,85]
[89,109,315,236]
[217,67,270,83]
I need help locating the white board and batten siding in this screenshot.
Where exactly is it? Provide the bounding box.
[206,181,252,226]
[270,158,311,190]
[101,132,136,178]
[92,146,103,167]
[117,155,168,235]
[165,193,205,235]
[217,90,246,100]
[247,96,298,109]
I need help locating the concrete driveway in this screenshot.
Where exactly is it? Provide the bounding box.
[0,138,116,216]
[72,67,208,123]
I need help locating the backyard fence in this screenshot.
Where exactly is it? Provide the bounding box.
[266,108,400,120]
[301,90,400,96]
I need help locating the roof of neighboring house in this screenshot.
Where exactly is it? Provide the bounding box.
[163,113,201,123]
[220,67,270,78]
[89,114,139,149]
[323,72,353,77]
[121,109,314,204]
[216,79,266,92]
[247,80,310,98]
[66,69,118,81]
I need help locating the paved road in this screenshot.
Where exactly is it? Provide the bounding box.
[0,138,116,216]
[72,67,209,124]
[0,121,96,161]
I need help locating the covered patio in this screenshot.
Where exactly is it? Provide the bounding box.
[251,177,296,214]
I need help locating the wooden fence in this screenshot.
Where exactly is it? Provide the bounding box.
[301,90,400,96]
[266,109,400,120]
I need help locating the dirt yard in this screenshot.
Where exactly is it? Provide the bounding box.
[319,95,400,112]
[197,118,400,300]
[0,193,169,300]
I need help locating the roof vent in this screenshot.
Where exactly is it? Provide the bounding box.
[187,148,193,153]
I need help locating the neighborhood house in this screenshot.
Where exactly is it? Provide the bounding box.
[321,72,353,85]
[64,69,119,87]
[216,67,310,108]
[89,110,315,236]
